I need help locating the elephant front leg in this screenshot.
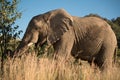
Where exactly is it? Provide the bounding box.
[53,32,74,61]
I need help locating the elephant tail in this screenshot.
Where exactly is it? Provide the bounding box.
[113,46,118,64]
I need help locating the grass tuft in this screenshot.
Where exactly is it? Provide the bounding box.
[1,53,120,80]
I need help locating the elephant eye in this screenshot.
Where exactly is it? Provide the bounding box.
[35,27,37,30]
[35,27,39,30]
[35,26,41,30]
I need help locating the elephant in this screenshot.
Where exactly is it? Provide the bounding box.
[14,9,117,70]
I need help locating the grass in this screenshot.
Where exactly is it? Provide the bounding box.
[0,53,120,80]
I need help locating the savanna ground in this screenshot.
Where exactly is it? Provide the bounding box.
[0,51,120,80]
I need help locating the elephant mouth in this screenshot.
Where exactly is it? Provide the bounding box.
[40,39,47,46]
[35,38,47,47]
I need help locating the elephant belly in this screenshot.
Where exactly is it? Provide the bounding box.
[71,39,102,61]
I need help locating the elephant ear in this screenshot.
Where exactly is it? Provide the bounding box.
[43,9,73,44]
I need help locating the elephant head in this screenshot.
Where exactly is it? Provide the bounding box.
[14,9,73,56]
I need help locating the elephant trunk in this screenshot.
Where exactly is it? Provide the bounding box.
[14,41,29,57]
[14,32,39,57]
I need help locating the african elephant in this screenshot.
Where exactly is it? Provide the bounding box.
[14,9,117,70]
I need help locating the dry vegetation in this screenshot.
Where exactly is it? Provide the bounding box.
[0,53,120,80]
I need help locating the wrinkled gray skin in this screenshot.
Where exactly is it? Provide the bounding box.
[14,9,117,70]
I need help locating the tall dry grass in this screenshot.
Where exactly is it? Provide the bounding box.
[1,53,120,80]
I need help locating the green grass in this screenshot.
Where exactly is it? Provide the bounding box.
[117,49,120,65]
[117,49,120,56]
[0,53,120,80]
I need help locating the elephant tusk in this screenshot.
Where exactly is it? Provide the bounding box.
[28,42,33,47]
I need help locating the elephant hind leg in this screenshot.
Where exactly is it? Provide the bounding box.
[94,45,115,71]
[93,48,104,70]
